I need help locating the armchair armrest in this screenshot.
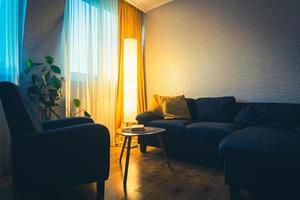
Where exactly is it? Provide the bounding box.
[136,112,163,124]
[42,117,94,130]
[12,123,110,180]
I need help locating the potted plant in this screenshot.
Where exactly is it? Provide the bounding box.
[24,56,90,120]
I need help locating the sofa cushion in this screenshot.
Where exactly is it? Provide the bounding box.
[186,98,196,120]
[234,103,300,128]
[148,94,163,116]
[149,94,190,118]
[161,95,191,119]
[195,96,237,122]
[186,122,241,141]
[148,119,192,135]
[296,125,300,133]
[219,127,300,167]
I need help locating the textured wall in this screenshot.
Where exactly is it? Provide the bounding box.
[23,0,66,117]
[23,0,65,71]
[145,0,300,103]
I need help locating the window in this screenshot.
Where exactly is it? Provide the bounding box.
[65,0,118,81]
[68,0,99,75]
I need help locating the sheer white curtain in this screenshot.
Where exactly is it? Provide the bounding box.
[63,0,118,144]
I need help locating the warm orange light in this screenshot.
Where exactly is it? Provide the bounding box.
[124,38,138,123]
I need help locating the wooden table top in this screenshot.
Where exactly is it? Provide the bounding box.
[116,127,165,136]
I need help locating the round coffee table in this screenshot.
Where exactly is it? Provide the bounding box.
[116,127,170,186]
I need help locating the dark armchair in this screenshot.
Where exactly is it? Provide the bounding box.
[0,82,110,199]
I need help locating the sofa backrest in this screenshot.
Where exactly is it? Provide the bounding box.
[235,102,300,128]
[185,98,197,120]
[0,82,42,138]
[186,96,237,122]
[185,97,300,128]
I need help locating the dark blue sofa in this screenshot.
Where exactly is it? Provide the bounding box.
[136,97,300,199]
[137,96,240,158]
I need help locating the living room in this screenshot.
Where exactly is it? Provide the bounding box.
[0,0,300,199]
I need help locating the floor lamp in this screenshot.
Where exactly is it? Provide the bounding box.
[123,38,138,147]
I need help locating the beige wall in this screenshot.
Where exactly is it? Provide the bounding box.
[144,0,300,104]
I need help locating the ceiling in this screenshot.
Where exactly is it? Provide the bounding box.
[126,0,174,12]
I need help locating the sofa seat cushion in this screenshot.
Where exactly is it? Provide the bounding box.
[186,122,242,141]
[219,127,300,167]
[148,119,192,135]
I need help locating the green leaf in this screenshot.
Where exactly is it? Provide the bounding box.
[24,67,31,74]
[27,85,40,96]
[84,111,91,117]
[48,88,58,99]
[36,102,45,109]
[26,58,34,67]
[41,74,47,87]
[49,76,62,89]
[45,56,54,65]
[47,101,56,106]
[41,66,47,72]
[51,65,61,74]
[32,74,39,84]
[73,99,81,108]
[45,70,51,80]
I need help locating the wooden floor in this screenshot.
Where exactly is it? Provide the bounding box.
[0,146,254,200]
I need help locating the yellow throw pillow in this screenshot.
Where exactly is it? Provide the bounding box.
[149,94,163,116]
[161,95,191,120]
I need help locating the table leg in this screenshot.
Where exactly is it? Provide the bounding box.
[123,136,132,186]
[157,134,170,167]
[119,136,128,162]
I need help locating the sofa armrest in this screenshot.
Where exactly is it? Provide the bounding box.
[12,123,110,180]
[42,117,94,130]
[136,112,163,124]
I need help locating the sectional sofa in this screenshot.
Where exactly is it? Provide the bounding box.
[136,96,300,200]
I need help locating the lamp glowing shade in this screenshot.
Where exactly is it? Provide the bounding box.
[124,38,138,123]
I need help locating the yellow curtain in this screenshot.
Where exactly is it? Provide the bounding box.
[115,0,147,131]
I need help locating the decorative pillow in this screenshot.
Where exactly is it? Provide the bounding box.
[149,94,191,119]
[149,94,163,116]
[161,95,191,119]
[195,96,237,122]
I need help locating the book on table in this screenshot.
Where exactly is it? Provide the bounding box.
[131,124,146,132]
[121,124,146,133]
